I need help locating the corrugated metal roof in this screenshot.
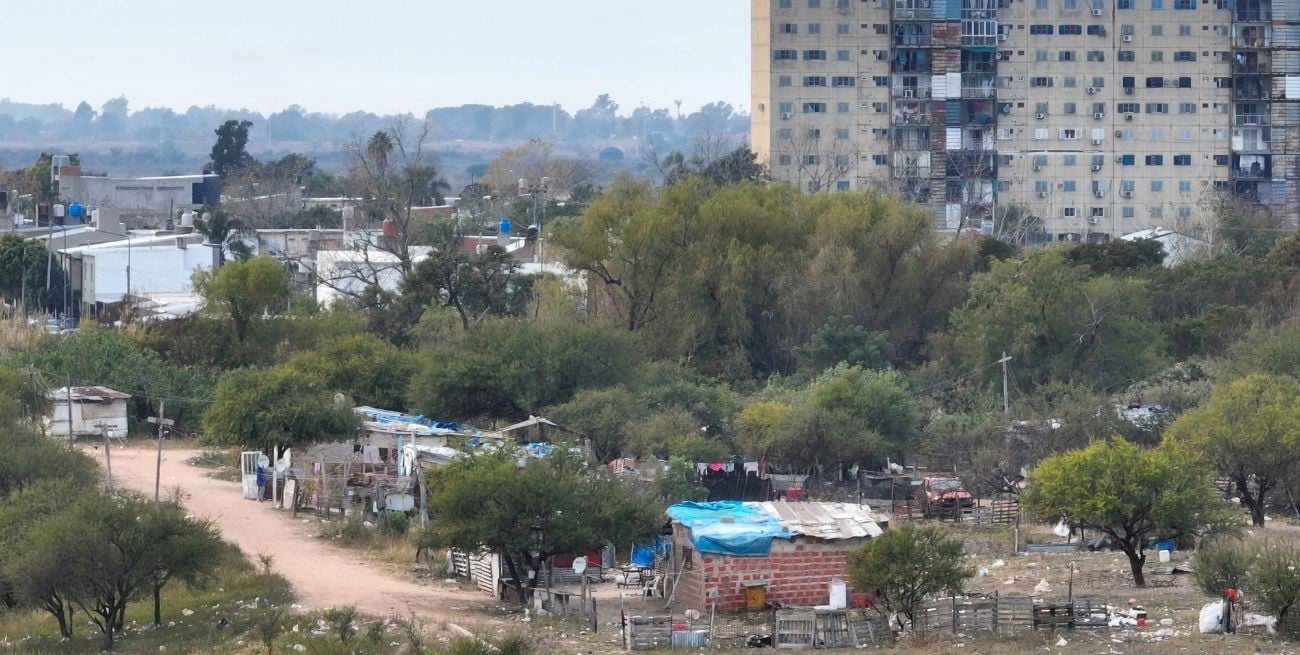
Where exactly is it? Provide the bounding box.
[757,501,886,541]
[47,386,132,402]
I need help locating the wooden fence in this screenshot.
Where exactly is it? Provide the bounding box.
[892,498,1021,526]
[773,609,890,648]
[913,595,1108,636]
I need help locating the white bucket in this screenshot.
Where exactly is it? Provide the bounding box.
[829,578,847,609]
[1158,549,1171,563]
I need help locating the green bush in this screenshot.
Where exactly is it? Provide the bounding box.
[382,511,411,536]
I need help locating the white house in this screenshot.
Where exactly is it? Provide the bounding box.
[1121,228,1211,267]
[47,386,131,440]
[61,232,216,317]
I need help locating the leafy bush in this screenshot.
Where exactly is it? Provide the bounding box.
[1193,540,1252,598]
[382,511,411,537]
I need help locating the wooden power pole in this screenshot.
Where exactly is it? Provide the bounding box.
[147,401,174,506]
[998,352,1013,416]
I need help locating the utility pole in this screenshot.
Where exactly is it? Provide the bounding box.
[998,352,1013,416]
[94,421,115,488]
[147,401,174,506]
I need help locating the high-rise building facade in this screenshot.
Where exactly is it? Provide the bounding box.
[753,0,1300,239]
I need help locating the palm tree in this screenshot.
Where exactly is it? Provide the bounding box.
[367,131,394,176]
[194,210,255,266]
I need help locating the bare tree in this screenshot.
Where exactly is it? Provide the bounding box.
[775,131,860,192]
[345,117,450,274]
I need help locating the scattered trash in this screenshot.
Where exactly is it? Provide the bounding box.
[1053,521,1071,538]
[1159,618,1173,626]
[978,568,990,577]
[1056,637,1068,646]
[1033,578,1052,595]
[1199,601,1225,634]
[181,609,194,617]
[1004,577,1016,585]
[991,559,1006,568]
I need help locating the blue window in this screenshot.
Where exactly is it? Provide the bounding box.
[778,101,795,114]
[838,23,851,34]
[780,23,798,34]
[808,23,822,34]
[803,102,827,113]
[1120,154,1136,165]
[1063,180,1078,191]
[1179,180,1192,192]
[836,181,851,191]
[804,50,827,60]
[1150,0,1162,7]
[1145,154,1164,165]
[779,0,792,6]
[873,154,888,165]
[837,102,851,113]
[1150,180,1163,191]
[1035,180,1049,192]
[774,50,798,60]
[1174,0,1195,8]
[837,49,852,61]
[1173,155,1192,165]
[1030,24,1054,34]
[1119,0,1134,7]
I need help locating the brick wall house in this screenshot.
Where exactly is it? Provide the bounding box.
[665,501,887,614]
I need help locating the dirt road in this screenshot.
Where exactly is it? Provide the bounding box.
[104,444,502,629]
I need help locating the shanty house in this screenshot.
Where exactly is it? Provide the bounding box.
[665,501,887,613]
[47,386,131,440]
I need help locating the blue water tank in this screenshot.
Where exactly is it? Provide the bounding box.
[499,218,513,234]
[68,201,84,218]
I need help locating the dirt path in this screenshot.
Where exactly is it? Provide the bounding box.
[103,444,504,630]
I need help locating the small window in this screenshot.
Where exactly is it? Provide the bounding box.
[1174,155,1191,165]
[872,154,888,165]
[1118,0,1133,7]
[807,128,822,139]
[1123,207,1136,218]
[780,23,798,34]
[804,155,821,165]
[1151,25,1163,35]
[1145,154,1164,165]
[1031,77,1054,87]
[1179,103,1196,113]
[778,101,795,114]
[1063,180,1078,191]
[1036,50,1049,61]
[803,102,827,113]
[778,128,793,140]
[1064,155,1077,165]
[1179,24,1191,35]
[808,0,821,6]
[1151,180,1163,191]
[1059,24,1083,34]
[1174,51,1196,62]
[832,76,856,87]
[1174,0,1195,8]
[808,23,822,35]
[804,76,827,87]
[778,76,792,87]
[837,50,852,61]
[1087,51,1105,61]
[1120,154,1135,165]
[836,102,851,113]
[836,181,850,191]
[778,154,792,166]
[1060,50,1076,61]
[1064,102,1077,113]
[804,50,827,60]
[837,23,851,35]
[1030,24,1054,34]
[779,0,792,7]
[1035,180,1050,193]
[836,128,851,139]
[1118,50,1135,61]
[774,50,798,60]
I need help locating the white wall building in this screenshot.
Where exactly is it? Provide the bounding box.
[47,386,131,440]
[61,232,216,316]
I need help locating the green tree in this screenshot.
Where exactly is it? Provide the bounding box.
[846,523,973,631]
[1164,374,1300,527]
[795,317,890,374]
[0,479,95,632]
[1250,544,1300,621]
[1063,238,1166,274]
[193,210,254,265]
[545,387,642,463]
[0,233,67,311]
[284,334,414,409]
[655,456,708,504]
[423,451,660,603]
[407,319,639,420]
[1022,437,1234,587]
[207,119,253,177]
[947,249,1167,392]
[698,146,767,186]
[202,366,359,450]
[143,501,224,627]
[194,256,290,342]
[1192,540,1252,602]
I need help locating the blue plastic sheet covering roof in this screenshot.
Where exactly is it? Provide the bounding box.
[355,406,475,436]
[666,501,792,557]
[667,501,887,557]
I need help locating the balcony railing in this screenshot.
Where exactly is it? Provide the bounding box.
[1233,62,1271,74]
[894,112,934,125]
[962,86,997,99]
[1234,10,1270,20]
[1235,113,1271,126]
[894,35,934,46]
[892,138,934,150]
[1234,167,1270,179]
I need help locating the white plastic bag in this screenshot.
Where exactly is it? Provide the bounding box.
[1053,520,1071,538]
[1198,601,1225,634]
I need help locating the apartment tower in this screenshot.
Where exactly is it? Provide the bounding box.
[752,0,1300,239]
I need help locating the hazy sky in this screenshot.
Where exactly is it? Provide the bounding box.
[5,0,749,116]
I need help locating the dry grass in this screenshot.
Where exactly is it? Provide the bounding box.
[0,314,47,357]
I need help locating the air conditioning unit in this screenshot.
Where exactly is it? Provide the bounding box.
[1038,191,1048,198]
[1124,87,1135,95]
[1092,7,1103,15]
[1088,216,1101,224]
[998,32,1008,41]
[1033,164,1043,171]
[1000,104,1011,113]
[1036,112,1047,119]
[902,89,915,98]
[781,112,794,120]
[1092,138,1103,145]
[1086,87,1097,94]
[1095,190,1106,197]
[1094,112,1105,119]
[1091,163,1103,171]
[1121,190,1133,197]
[1115,130,1124,137]
[1123,34,1133,42]
[1125,114,1133,121]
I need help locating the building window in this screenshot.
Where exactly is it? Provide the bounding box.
[1151,127,1164,140]
[1145,103,1169,113]
[804,50,827,60]
[1063,76,1077,87]
[836,181,851,191]
[837,102,851,113]
[1174,51,1196,62]
[1036,50,1049,61]
[873,76,888,86]
[1091,206,1105,217]
[1179,103,1196,113]
[1117,103,1139,113]
[832,76,856,87]
[1031,77,1054,87]
[1030,24,1054,34]
[872,154,888,165]
[778,101,795,114]
[1215,155,1229,165]
[803,102,827,113]
[1145,154,1164,165]
[1150,180,1163,191]
[809,0,821,6]
[1123,206,1136,218]
[804,76,827,86]
[1035,180,1049,193]
[779,0,792,7]
[1118,0,1133,7]
[778,128,793,140]
[1060,50,1076,61]
[1179,180,1192,192]
[779,76,793,87]
[1173,154,1191,165]
[808,23,822,34]
[780,23,798,34]
[1064,102,1077,113]
[1063,180,1078,191]
[774,50,798,60]
[1091,77,1104,88]
[835,155,851,168]
[1034,128,1050,140]
[838,23,851,35]
[1120,154,1135,165]
[804,155,821,165]
[1118,50,1135,61]
[1151,25,1163,36]
[1036,0,1048,7]
[1087,50,1105,61]
[1150,0,1163,7]
[807,128,822,139]
[1036,101,1050,114]
[1063,0,1077,8]
[836,128,851,139]
[1059,24,1082,34]
[1064,207,1078,218]
[778,154,792,166]
[1174,0,1195,8]
[1060,128,1079,140]
[1146,77,1164,88]
[1064,154,1077,166]
[1149,206,1163,220]
[1178,24,1191,35]
[1177,127,1192,140]
[1121,180,1136,193]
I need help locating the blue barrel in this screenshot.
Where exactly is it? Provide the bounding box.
[499,218,513,234]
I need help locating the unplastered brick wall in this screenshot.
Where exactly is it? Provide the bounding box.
[672,527,869,614]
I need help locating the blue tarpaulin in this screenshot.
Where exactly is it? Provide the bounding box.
[631,544,656,567]
[666,501,792,557]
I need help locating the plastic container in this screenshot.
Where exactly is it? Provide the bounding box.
[829,578,847,609]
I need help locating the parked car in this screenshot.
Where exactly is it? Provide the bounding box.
[919,476,974,517]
